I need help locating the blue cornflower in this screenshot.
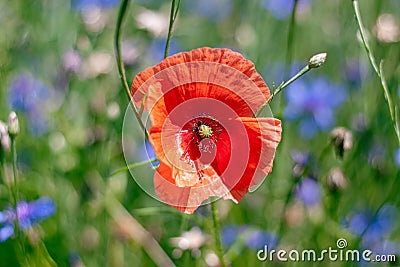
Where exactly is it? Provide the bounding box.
[261,0,312,20]
[72,0,120,11]
[344,205,398,248]
[7,74,50,135]
[291,150,314,178]
[371,240,400,256]
[291,150,311,167]
[221,225,239,247]
[284,77,347,138]
[245,230,278,250]
[8,74,49,114]
[368,145,386,169]
[221,225,278,250]
[185,0,232,21]
[138,139,159,168]
[0,197,56,242]
[295,177,321,206]
[343,59,367,88]
[68,251,84,267]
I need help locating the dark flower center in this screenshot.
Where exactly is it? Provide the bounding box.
[190,117,222,142]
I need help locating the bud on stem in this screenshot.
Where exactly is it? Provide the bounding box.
[308,53,327,69]
[8,112,19,138]
[255,52,327,117]
[0,121,11,152]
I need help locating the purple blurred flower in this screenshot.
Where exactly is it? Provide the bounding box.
[344,205,398,248]
[72,0,120,11]
[7,74,50,135]
[136,0,162,4]
[185,0,232,21]
[368,145,386,170]
[0,197,56,242]
[372,240,400,256]
[68,251,84,267]
[0,224,14,242]
[245,230,278,250]
[8,75,49,113]
[63,49,82,73]
[291,150,310,166]
[261,0,312,20]
[291,150,312,178]
[221,225,238,247]
[284,77,347,138]
[295,177,321,206]
[343,59,367,88]
[139,139,159,168]
[221,225,278,250]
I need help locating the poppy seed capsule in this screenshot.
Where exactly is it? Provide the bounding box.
[326,167,348,191]
[0,121,11,152]
[330,127,353,158]
[8,111,19,137]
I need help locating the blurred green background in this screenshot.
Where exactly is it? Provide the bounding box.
[0,0,399,266]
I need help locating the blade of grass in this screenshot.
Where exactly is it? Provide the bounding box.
[352,0,400,145]
[164,0,181,59]
[278,0,299,117]
[115,0,148,139]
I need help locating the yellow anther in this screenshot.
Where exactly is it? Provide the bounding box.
[198,124,213,138]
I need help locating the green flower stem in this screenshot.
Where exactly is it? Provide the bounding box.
[352,0,400,145]
[10,137,27,264]
[109,158,158,178]
[164,0,181,59]
[279,0,299,116]
[11,138,18,208]
[256,65,310,117]
[115,0,148,138]
[1,153,13,210]
[85,159,176,267]
[104,189,176,267]
[276,178,298,244]
[211,201,226,267]
[11,138,21,240]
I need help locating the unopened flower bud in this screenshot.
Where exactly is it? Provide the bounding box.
[0,121,11,153]
[308,53,327,69]
[330,127,353,158]
[0,121,7,136]
[8,111,19,137]
[326,167,348,192]
[1,135,11,153]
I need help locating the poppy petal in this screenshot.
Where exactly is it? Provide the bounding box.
[154,162,235,214]
[211,117,281,202]
[131,47,271,125]
[152,117,281,213]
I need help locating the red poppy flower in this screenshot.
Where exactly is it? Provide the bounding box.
[131,47,281,214]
